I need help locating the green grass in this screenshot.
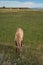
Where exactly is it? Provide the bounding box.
[0,11,43,65]
[0,11,43,45]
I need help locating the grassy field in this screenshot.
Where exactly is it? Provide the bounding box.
[0,11,43,44]
[0,10,43,65]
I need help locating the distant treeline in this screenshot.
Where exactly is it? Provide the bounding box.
[0,6,30,9]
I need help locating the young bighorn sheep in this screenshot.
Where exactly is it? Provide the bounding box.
[15,28,24,53]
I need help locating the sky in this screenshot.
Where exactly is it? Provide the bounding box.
[0,0,43,8]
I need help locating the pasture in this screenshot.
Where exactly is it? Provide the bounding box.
[0,9,43,65]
